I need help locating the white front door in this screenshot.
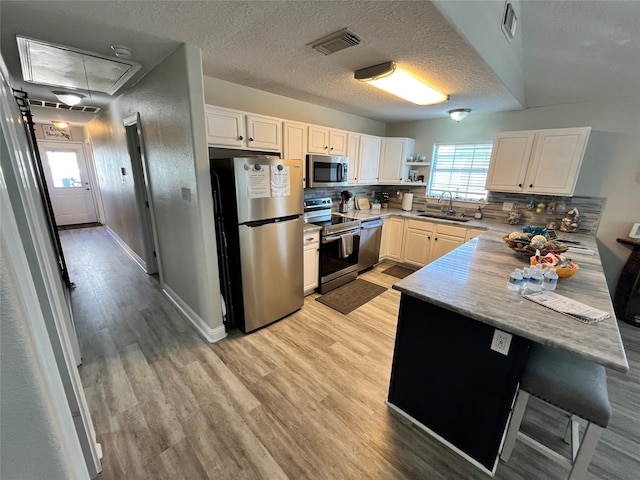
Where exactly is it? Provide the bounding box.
[40,142,98,225]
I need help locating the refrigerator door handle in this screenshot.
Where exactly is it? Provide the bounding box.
[243,214,300,228]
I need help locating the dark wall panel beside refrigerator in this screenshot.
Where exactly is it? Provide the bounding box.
[210,149,304,333]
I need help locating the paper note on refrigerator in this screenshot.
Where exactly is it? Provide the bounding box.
[246,166,270,199]
[270,165,290,197]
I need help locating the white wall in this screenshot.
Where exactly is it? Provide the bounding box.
[203,77,386,136]
[88,44,225,341]
[387,94,640,292]
[433,0,525,106]
[1,54,91,480]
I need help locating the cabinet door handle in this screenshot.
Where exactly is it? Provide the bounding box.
[427,236,431,240]
[435,237,438,241]
[529,184,534,188]
[238,135,243,140]
[325,146,329,150]
[518,183,523,187]
[249,137,254,141]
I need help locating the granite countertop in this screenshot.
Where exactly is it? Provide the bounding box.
[391,223,629,372]
[303,223,322,232]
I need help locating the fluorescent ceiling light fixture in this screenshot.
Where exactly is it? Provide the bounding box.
[448,108,471,122]
[17,36,141,95]
[51,121,69,129]
[53,91,85,106]
[354,62,449,106]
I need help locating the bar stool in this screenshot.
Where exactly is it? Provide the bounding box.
[500,343,611,480]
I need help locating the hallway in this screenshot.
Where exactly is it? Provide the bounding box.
[61,226,640,479]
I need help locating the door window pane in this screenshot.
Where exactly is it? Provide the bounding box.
[46,151,82,188]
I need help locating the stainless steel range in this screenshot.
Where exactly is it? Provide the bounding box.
[304,197,361,293]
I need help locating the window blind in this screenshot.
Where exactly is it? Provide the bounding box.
[428,143,493,201]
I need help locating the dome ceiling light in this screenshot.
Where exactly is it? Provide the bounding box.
[448,109,471,122]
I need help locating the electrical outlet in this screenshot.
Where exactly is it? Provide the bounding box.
[490,329,512,355]
[181,187,191,202]
[502,202,514,211]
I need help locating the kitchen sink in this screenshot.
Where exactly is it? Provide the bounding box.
[416,212,472,222]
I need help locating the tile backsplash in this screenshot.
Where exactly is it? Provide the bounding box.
[480,192,605,235]
[304,186,605,235]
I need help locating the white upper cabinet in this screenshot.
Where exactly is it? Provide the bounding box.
[205,106,245,148]
[524,128,591,195]
[328,130,348,155]
[484,131,534,193]
[485,127,591,196]
[308,126,329,154]
[283,122,307,160]
[307,126,348,155]
[283,121,307,187]
[357,134,382,184]
[346,133,360,185]
[246,114,281,151]
[205,106,281,152]
[379,137,415,184]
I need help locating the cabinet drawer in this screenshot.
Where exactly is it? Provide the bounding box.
[304,231,320,246]
[436,224,467,238]
[406,219,434,232]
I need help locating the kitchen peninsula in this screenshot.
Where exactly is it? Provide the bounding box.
[384,219,628,475]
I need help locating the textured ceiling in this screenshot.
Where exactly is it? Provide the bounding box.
[1,1,638,127]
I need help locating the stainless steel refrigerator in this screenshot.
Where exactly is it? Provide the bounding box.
[210,151,304,333]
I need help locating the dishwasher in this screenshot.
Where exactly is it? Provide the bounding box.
[358,218,383,272]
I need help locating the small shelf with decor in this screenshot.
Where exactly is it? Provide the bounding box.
[403,161,431,184]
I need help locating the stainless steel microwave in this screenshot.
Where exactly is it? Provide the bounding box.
[306,154,349,188]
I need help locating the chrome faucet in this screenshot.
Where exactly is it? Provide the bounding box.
[438,191,455,216]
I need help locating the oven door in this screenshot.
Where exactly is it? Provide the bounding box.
[320,228,361,283]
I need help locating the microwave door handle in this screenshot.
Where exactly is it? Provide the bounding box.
[338,163,344,182]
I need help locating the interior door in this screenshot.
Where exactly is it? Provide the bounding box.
[40,142,98,225]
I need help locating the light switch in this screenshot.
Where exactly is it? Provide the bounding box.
[502,202,514,211]
[181,187,191,202]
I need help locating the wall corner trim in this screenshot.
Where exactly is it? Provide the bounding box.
[162,284,227,344]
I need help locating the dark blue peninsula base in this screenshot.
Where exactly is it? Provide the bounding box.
[387,294,531,475]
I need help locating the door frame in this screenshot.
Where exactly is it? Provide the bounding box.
[123,113,160,276]
[38,140,99,226]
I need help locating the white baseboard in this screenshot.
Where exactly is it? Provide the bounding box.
[106,226,148,273]
[162,283,227,344]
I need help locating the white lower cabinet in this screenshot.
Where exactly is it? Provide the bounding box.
[303,230,320,295]
[430,223,466,262]
[380,217,405,261]
[380,217,476,267]
[402,220,434,267]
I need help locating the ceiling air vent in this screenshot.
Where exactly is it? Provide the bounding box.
[29,98,101,113]
[501,3,518,41]
[310,28,361,55]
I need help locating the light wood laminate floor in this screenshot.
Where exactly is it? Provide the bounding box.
[61,227,640,479]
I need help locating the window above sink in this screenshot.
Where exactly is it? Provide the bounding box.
[428,142,493,201]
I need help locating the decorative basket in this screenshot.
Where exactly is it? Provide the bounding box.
[502,235,568,258]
